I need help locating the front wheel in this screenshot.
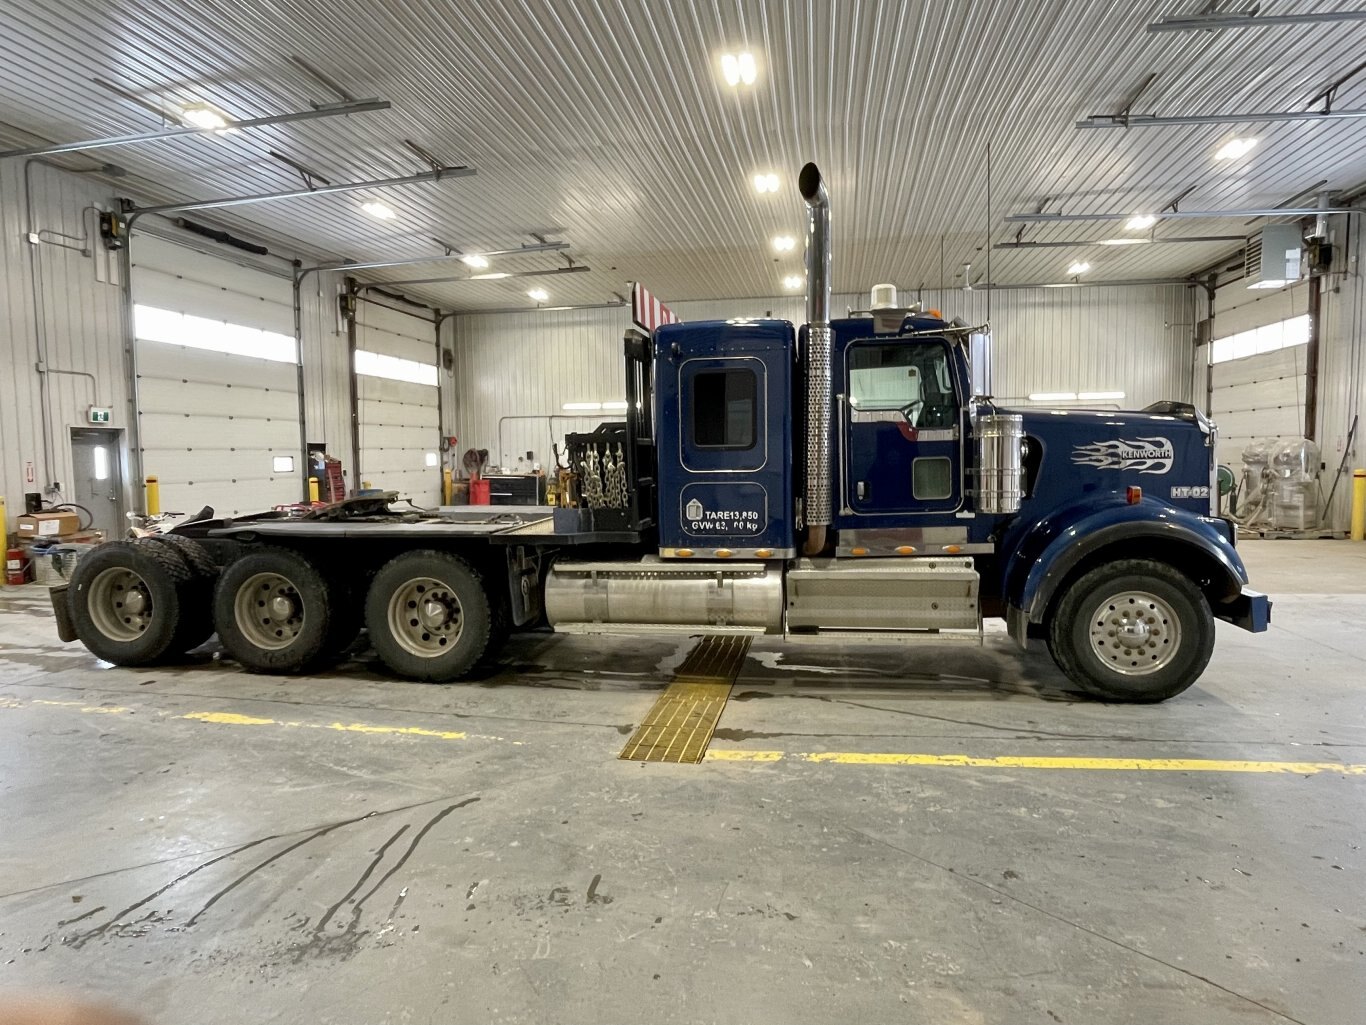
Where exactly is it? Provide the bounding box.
[1046,559,1215,702]
[365,551,492,682]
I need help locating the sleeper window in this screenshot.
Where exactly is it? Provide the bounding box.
[692,369,757,449]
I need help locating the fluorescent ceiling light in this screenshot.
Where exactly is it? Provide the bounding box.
[1215,137,1257,160]
[1078,391,1125,401]
[783,274,804,289]
[470,272,509,280]
[602,400,628,411]
[1029,392,1078,401]
[528,288,549,301]
[720,52,757,87]
[753,172,779,194]
[1247,279,1289,290]
[1125,214,1157,230]
[1097,237,1152,246]
[361,200,396,220]
[772,234,795,252]
[460,254,489,269]
[182,105,229,130]
[562,402,602,411]
[1067,261,1090,275]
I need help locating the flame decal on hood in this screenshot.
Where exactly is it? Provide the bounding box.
[1071,436,1175,475]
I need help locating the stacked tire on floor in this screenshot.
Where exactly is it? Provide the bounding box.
[67,538,504,681]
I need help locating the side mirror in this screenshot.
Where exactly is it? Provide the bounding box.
[969,330,993,399]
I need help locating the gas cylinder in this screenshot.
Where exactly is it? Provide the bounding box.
[5,546,32,586]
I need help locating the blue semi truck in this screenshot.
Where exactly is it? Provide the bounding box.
[56,164,1269,702]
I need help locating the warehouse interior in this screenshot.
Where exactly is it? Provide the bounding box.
[1,2,1364,1023]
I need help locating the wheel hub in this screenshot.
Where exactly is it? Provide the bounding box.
[233,572,306,651]
[122,588,148,617]
[388,577,464,658]
[88,567,154,642]
[1088,590,1181,676]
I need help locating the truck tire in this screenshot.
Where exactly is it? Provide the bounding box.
[1047,558,1215,702]
[67,541,190,666]
[137,536,216,652]
[155,532,219,577]
[213,547,342,673]
[365,550,492,682]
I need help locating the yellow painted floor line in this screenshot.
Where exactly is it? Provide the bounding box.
[2,696,513,744]
[705,749,1366,775]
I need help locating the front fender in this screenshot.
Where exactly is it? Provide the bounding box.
[1003,496,1248,625]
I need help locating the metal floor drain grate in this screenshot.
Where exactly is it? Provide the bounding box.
[619,635,752,763]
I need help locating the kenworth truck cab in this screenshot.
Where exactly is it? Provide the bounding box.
[56,164,1269,702]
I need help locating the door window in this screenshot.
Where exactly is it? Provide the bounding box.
[849,342,958,428]
[692,369,757,450]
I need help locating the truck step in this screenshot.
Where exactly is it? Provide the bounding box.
[784,627,984,647]
[786,556,980,633]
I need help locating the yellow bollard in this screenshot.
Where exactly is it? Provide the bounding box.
[1352,469,1366,542]
[308,476,320,503]
[144,475,160,516]
[442,468,453,505]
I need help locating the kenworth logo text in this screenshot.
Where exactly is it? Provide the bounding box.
[1071,437,1175,475]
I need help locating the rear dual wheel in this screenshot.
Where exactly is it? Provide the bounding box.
[213,547,359,673]
[364,551,493,682]
[67,536,217,665]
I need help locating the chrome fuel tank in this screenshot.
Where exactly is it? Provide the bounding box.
[545,557,782,635]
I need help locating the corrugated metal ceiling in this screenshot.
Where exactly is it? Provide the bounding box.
[1,0,1363,310]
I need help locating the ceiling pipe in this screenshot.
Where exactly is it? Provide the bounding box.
[993,236,1245,249]
[318,241,568,274]
[358,265,590,289]
[1005,207,1360,223]
[1148,10,1366,31]
[0,98,391,159]
[1077,107,1366,129]
[975,277,1194,290]
[131,165,475,216]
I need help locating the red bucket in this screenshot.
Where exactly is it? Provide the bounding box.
[469,478,491,505]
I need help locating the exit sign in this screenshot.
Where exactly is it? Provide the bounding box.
[88,406,112,424]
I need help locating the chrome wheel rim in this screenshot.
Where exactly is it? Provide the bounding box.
[234,572,305,650]
[387,577,462,658]
[88,567,153,642]
[1088,590,1182,676]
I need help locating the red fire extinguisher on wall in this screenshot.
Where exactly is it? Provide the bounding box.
[5,546,32,586]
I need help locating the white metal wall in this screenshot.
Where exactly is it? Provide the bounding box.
[300,270,353,470]
[1316,214,1365,531]
[131,231,302,517]
[449,285,1194,472]
[355,298,440,504]
[0,160,127,520]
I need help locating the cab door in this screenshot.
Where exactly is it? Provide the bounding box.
[841,338,963,515]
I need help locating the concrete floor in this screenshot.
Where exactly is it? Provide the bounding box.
[0,540,1363,1025]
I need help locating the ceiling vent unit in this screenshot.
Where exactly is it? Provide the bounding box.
[1245,224,1303,290]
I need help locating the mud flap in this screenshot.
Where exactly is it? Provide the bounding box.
[48,584,78,642]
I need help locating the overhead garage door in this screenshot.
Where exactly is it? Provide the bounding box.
[131,231,302,517]
[355,299,440,504]
[1207,282,1310,470]
[1211,342,1306,469]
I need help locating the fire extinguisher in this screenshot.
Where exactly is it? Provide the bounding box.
[5,546,32,586]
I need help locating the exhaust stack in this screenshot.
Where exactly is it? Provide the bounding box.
[799,163,831,556]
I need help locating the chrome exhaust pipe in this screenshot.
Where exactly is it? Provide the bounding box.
[799,162,831,556]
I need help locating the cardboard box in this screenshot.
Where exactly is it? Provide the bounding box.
[15,511,80,539]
